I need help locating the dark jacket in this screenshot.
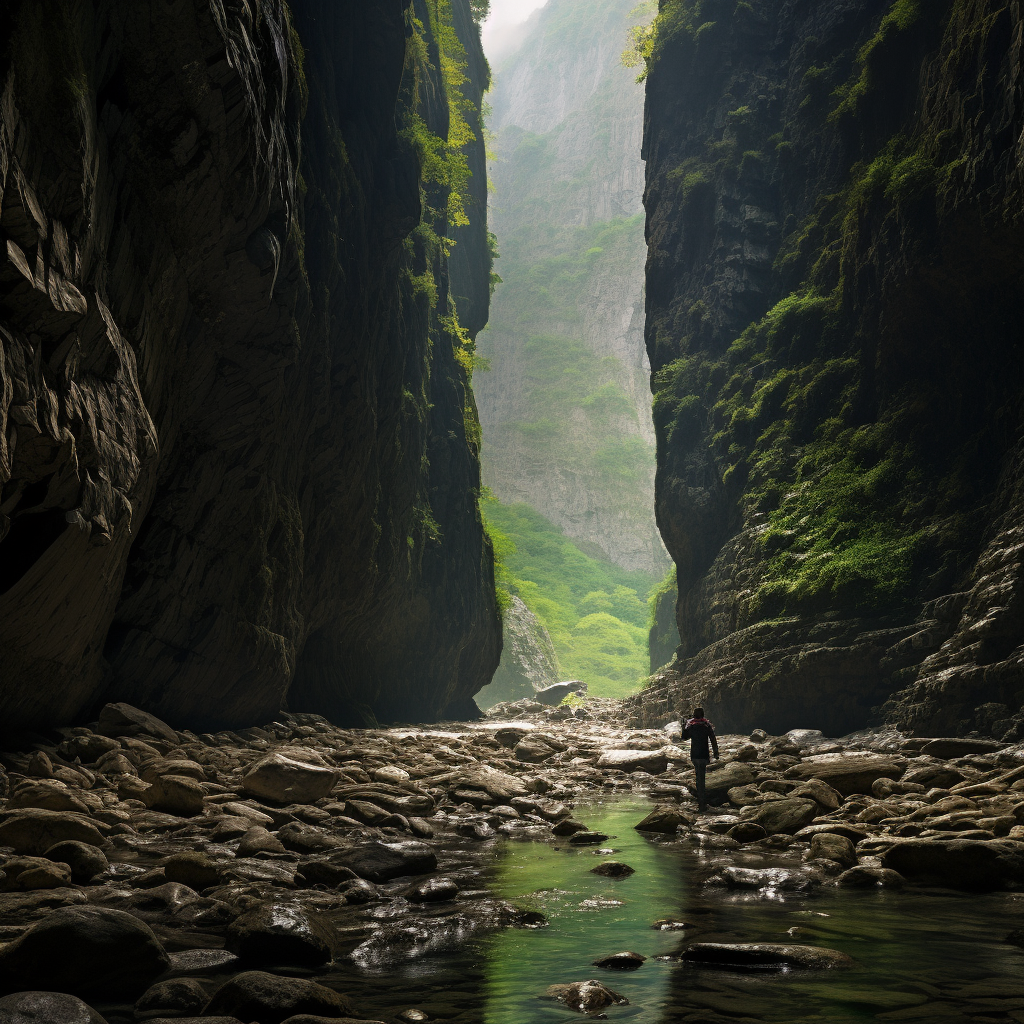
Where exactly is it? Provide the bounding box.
[683,717,719,760]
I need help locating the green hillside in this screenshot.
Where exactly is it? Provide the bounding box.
[483,492,659,698]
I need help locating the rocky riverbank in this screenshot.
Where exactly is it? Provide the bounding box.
[0,700,1023,1023]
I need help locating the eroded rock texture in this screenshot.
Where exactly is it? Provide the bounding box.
[633,0,1024,736]
[0,0,500,730]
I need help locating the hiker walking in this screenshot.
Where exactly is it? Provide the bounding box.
[683,707,719,811]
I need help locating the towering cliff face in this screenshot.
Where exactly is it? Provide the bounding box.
[633,0,1024,737]
[475,0,667,576]
[0,0,500,731]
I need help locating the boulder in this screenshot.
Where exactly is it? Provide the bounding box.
[9,860,72,890]
[789,778,842,811]
[0,907,169,998]
[7,780,90,814]
[920,738,1006,758]
[331,841,437,883]
[451,765,528,801]
[0,992,108,1024]
[0,810,108,857]
[143,776,204,817]
[744,798,818,835]
[43,841,108,883]
[881,838,1024,889]
[241,754,338,805]
[96,703,178,743]
[513,737,556,763]
[634,806,686,834]
[808,833,856,867]
[407,877,459,903]
[135,979,209,1019]
[545,980,627,1013]
[681,943,852,970]
[590,862,635,878]
[162,853,220,891]
[784,753,905,795]
[727,822,768,844]
[596,749,669,774]
[203,972,354,1024]
[703,762,756,800]
[534,681,587,706]
[592,951,646,971]
[836,865,905,888]
[567,830,610,845]
[226,904,334,967]
[236,827,287,858]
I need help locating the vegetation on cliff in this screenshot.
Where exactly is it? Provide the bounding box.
[483,492,659,697]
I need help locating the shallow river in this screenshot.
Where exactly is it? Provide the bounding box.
[326,796,1024,1023]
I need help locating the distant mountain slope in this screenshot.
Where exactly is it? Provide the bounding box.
[476,0,667,575]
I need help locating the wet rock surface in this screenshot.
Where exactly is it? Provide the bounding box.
[0,702,1023,1021]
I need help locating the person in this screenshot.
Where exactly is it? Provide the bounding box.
[683,707,719,811]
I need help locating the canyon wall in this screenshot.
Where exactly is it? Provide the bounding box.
[0,0,501,731]
[632,0,1024,738]
[475,0,668,576]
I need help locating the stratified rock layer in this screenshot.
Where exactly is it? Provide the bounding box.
[0,0,500,729]
[634,0,1024,736]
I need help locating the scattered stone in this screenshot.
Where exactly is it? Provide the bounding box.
[592,951,646,970]
[97,703,179,743]
[920,738,1006,758]
[0,810,108,856]
[535,681,587,706]
[545,980,628,1013]
[728,822,768,844]
[836,865,905,889]
[744,799,818,835]
[0,991,108,1024]
[590,861,635,878]
[513,737,556,763]
[552,818,587,836]
[784,753,905,795]
[651,919,688,930]
[241,754,339,805]
[703,762,756,801]
[407,877,459,902]
[809,833,856,867]
[203,972,355,1024]
[11,859,71,890]
[331,841,437,883]
[567,830,610,845]
[634,806,686,833]
[226,903,335,966]
[135,979,209,1019]
[596,749,669,774]
[163,853,220,890]
[163,949,240,977]
[681,943,853,970]
[43,841,108,883]
[8,779,91,814]
[0,907,169,997]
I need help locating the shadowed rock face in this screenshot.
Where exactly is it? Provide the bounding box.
[0,0,500,730]
[633,0,1024,737]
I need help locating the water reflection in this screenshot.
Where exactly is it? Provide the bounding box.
[481,796,688,1022]
[323,796,1024,1023]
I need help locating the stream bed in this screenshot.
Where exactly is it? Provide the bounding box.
[323,796,1024,1024]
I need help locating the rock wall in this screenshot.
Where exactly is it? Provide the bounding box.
[474,0,667,575]
[0,0,501,731]
[474,595,559,708]
[631,0,1024,737]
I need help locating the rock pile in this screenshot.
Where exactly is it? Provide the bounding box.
[0,701,1022,1020]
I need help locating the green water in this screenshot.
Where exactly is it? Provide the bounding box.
[481,798,687,1022]
[327,796,1024,1022]
[476,797,1024,1023]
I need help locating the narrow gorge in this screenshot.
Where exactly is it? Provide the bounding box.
[1,3,1024,1024]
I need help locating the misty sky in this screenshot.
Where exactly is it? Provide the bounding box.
[481,0,549,59]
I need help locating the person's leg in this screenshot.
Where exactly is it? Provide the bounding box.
[694,758,708,811]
